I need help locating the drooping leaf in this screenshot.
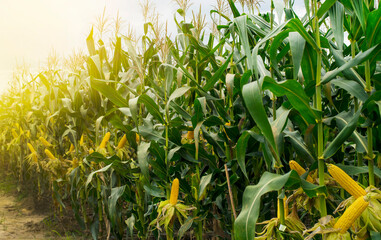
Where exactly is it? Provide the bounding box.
[90,77,128,107]
[236,131,251,179]
[331,79,368,102]
[323,110,361,159]
[262,76,321,124]
[289,32,306,79]
[242,80,278,158]
[328,2,344,50]
[234,171,300,240]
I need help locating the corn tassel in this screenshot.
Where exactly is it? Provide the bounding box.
[333,196,369,233]
[289,160,314,183]
[99,132,110,149]
[27,143,36,153]
[45,149,56,160]
[328,164,366,198]
[117,134,127,149]
[169,178,179,205]
[39,137,52,147]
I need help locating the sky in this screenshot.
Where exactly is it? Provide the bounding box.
[0,0,305,92]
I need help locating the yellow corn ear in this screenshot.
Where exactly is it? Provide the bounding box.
[89,149,94,154]
[39,137,52,147]
[136,133,140,142]
[328,164,366,198]
[169,178,179,205]
[225,122,231,126]
[99,132,111,149]
[45,149,56,160]
[334,196,369,233]
[80,134,84,146]
[12,129,18,139]
[117,134,127,149]
[289,160,314,183]
[277,196,289,219]
[69,143,75,152]
[27,143,36,153]
[186,131,194,140]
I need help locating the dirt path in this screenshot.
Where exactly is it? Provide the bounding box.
[0,192,51,240]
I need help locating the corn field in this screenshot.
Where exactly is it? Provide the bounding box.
[0,0,381,239]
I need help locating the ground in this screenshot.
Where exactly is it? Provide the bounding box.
[0,174,84,240]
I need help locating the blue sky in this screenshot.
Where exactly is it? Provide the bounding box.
[0,0,306,91]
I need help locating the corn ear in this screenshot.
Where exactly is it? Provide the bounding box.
[12,129,18,139]
[80,134,84,146]
[169,178,179,205]
[39,137,52,147]
[289,160,314,183]
[99,132,111,149]
[186,131,194,140]
[117,134,127,149]
[277,196,289,219]
[45,149,56,160]
[328,164,366,198]
[69,143,75,152]
[27,143,36,153]
[136,133,140,142]
[334,196,369,234]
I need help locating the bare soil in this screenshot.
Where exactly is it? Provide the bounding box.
[0,174,85,240]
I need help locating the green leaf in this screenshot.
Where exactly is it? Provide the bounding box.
[289,32,306,79]
[262,76,321,124]
[234,16,253,71]
[234,171,300,240]
[326,111,368,154]
[284,130,316,164]
[90,77,128,107]
[112,37,122,78]
[138,142,151,181]
[301,44,317,96]
[85,163,113,189]
[86,27,96,56]
[178,217,194,239]
[286,18,319,52]
[331,79,368,102]
[270,29,291,74]
[125,214,135,237]
[198,173,212,199]
[317,0,338,19]
[166,86,191,114]
[203,54,232,91]
[129,97,139,126]
[336,164,381,179]
[300,178,327,198]
[138,94,164,124]
[108,185,126,225]
[227,0,241,18]
[328,2,344,50]
[351,0,367,31]
[321,45,377,84]
[242,80,278,158]
[236,131,251,179]
[365,7,381,47]
[323,110,361,159]
[330,46,366,88]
